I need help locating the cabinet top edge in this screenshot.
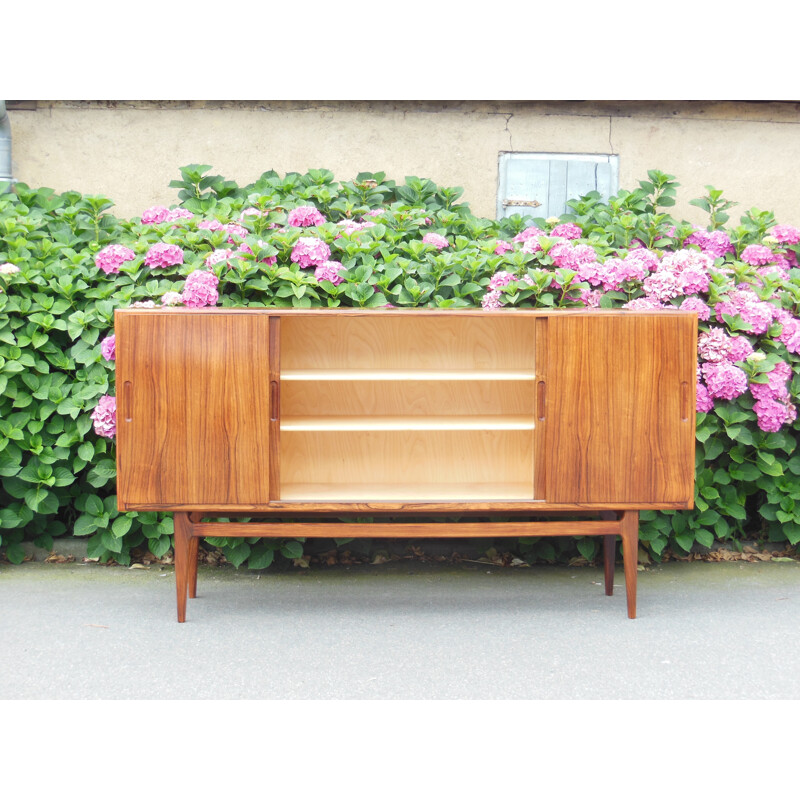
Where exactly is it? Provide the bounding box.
[114,307,699,319]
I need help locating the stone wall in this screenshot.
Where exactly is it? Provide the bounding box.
[7,100,800,225]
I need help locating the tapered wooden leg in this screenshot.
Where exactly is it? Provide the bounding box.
[599,512,616,596]
[173,512,192,623]
[603,535,616,596]
[188,513,202,599]
[188,537,199,599]
[619,510,639,619]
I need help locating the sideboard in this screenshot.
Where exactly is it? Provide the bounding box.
[114,308,697,621]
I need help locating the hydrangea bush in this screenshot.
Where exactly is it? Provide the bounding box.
[1,166,798,568]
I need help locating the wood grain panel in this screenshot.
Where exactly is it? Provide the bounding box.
[116,311,270,508]
[544,313,696,505]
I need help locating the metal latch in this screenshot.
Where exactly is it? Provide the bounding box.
[502,198,542,208]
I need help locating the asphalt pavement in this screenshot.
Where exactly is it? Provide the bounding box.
[1,558,799,699]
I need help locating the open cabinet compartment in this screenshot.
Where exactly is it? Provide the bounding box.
[278,314,538,502]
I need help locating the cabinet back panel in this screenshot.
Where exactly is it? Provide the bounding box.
[281,316,536,372]
[281,379,535,418]
[281,429,534,496]
[116,313,271,507]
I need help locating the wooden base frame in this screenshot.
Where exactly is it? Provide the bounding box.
[172,511,640,623]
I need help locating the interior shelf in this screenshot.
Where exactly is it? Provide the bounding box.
[280,482,537,502]
[280,369,536,382]
[281,415,536,432]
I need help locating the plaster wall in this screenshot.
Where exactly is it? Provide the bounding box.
[7,101,800,226]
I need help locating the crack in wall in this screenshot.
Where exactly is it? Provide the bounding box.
[608,115,615,154]
[504,113,514,151]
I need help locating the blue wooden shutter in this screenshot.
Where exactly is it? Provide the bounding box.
[498,154,619,219]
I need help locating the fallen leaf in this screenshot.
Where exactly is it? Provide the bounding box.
[129,563,149,570]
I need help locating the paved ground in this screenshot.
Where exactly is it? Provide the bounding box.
[1,558,799,699]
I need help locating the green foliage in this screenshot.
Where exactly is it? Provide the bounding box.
[1,166,798,569]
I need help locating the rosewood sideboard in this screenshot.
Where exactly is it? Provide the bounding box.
[114,308,697,621]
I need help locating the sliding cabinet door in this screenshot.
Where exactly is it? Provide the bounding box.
[116,311,271,509]
[544,313,696,506]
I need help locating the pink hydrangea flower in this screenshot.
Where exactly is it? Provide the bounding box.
[684,228,735,259]
[512,226,544,243]
[364,209,384,218]
[95,244,136,275]
[224,223,249,242]
[167,208,194,222]
[0,262,20,274]
[141,206,170,225]
[698,328,731,363]
[774,309,800,354]
[205,248,235,267]
[100,335,116,362]
[549,222,582,239]
[422,233,449,250]
[288,205,327,227]
[578,288,602,307]
[575,259,604,286]
[749,361,792,402]
[754,397,796,432]
[181,269,219,308]
[481,289,504,309]
[161,291,183,306]
[701,362,748,400]
[771,224,800,245]
[696,381,714,413]
[737,302,776,336]
[198,219,225,232]
[677,266,710,295]
[740,244,775,266]
[623,297,665,310]
[642,270,682,302]
[488,271,515,290]
[337,220,376,237]
[589,252,653,292]
[291,237,331,268]
[521,237,543,255]
[624,248,660,273]
[314,260,346,286]
[144,243,184,269]
[715,291,777,336]
[727,336,754,363]
[679,297,711,321]
[129,300,157,308]
[494,240,513,255]
[91,395,117,438]
[756,260,792,279]
[239,207,266,220]
[550,242,597,271]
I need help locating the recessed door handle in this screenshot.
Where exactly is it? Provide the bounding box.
[270,381,279,422]
[123,381,132,422]
[537,380,546,421]
[680,381,690,421]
